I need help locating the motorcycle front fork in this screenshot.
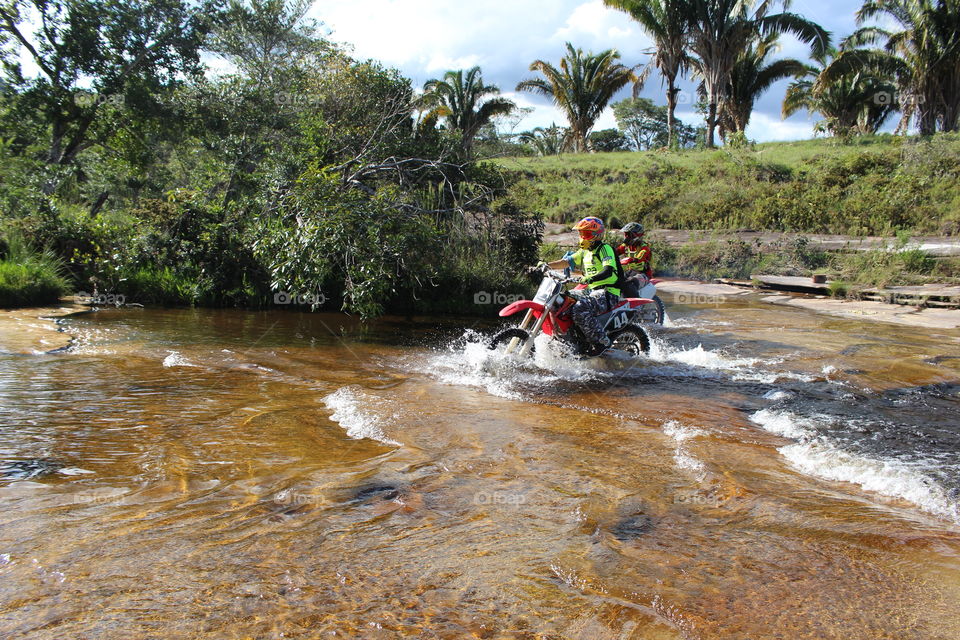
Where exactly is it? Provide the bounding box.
[504,309,534,355]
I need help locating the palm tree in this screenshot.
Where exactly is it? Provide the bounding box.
[518,124,570,156]
[783,48,898,136]
[718,33,809,136]
[603,0,691,148]
[823,0,960,135]
[516,43,641,152]
[420,66,515,155]
[686,0,830,146]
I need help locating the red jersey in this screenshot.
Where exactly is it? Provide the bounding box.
[615,243,653,278]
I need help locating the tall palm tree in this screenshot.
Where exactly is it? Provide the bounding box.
[603,0,691,148]
[686,0,830,146]
[516,42,641,152]
[420,66,515,155]
[718,33,809,136]
[824,0,960,135]
[783,48,898,136]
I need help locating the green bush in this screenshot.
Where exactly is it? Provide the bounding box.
[0,233,69,307]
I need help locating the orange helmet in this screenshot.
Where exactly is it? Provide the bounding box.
[573,216,605,249]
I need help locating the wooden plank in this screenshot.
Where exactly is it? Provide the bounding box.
[750,274,832,294]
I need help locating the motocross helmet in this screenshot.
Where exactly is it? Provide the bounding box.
[622,222,645,246]
[573,216,605,250]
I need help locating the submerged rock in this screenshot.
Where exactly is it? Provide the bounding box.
[611,513,654,541]
[351,484,400,503]
[0,459,64,480]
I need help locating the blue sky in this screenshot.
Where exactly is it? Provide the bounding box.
[315,0,870,142]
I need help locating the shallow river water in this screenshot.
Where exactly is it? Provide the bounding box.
[1,298,959,639]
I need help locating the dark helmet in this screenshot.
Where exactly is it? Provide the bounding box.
[622,222,645,242]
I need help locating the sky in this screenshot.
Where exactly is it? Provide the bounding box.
[312,0,868,142]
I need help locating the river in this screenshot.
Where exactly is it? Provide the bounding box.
[1,299,959,639]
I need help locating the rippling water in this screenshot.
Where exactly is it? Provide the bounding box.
[1,302,959,639]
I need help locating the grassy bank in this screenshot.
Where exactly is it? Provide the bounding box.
[497,134,960,236]
[0,234,69,307]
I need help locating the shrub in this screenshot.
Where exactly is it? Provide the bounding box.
[0,232,69,307]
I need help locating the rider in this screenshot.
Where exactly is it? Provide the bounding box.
[542,216,624,349]
[616,222,653,298]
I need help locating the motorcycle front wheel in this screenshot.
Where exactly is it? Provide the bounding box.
[488,328,535,356]
[609,324,651,356]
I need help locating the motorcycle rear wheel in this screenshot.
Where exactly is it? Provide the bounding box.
[609,324,651,356]
[488,328,535,356]
[639,295,665,325]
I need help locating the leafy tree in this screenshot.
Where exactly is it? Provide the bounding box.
[613,96,699,149]
[517,42,641,152]
[420,66,515,156]
[603,0,691,148]
[824,0,960,134]
[0,0,219,189]
[685,0,830,146]
[718,32,808,136]
[589,128,631,152]
[211,0,329,84]
[613,97,669,149]
[783,48,898,136]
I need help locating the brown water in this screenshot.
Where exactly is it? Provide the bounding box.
[1,301,959,639]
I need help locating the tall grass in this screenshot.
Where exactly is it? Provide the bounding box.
[0,232,70,307]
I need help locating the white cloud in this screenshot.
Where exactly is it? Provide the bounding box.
[306,0,857,141]
[746,111,815,142]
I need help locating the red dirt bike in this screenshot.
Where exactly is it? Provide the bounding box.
[488,268,652,359]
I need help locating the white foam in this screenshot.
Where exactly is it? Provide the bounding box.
[647,341,812,384]
[322,387,400,446]
[57,467,95,476]
[762,390,793,401]
[749,409,960,523]
[749,409,816,439]
[779,440,960,524]
[662,420,707,479]
[663,420,706,442]
[162,351,197,368]
[423,331,606,401]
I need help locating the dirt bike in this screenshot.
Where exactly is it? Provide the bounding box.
[619,257,665,325]
[488,268,652,359]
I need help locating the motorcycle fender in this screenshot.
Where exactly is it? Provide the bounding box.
[499,300,546,318]
[624,298,655,308]
[639,283,657,298]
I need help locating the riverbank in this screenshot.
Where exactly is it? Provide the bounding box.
[657,280,960,330]
[0,301,86,354]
